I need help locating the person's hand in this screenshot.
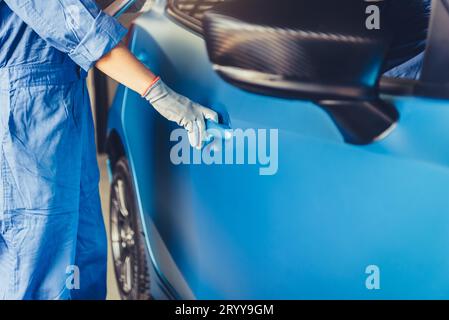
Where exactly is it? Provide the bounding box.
[144,78,218,149]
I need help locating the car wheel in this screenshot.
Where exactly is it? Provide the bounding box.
[110,157,152,300]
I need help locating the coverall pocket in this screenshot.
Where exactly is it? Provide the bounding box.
[3,82,83,212]
[0,211,77,299]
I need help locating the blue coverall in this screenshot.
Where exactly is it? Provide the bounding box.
[0,0,127,299]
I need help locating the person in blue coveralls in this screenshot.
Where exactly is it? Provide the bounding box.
[0,0,218,299]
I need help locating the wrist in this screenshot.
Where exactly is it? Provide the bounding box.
[141,76,161,97]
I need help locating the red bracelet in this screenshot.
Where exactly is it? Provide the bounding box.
[141,76,161,97]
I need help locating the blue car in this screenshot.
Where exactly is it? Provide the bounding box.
[105,0,449,299]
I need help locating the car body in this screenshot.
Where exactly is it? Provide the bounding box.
[106,0,449,299]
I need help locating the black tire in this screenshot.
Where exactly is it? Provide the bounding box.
[110,157,152,300]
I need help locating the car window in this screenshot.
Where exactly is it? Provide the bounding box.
[381,0,431,80]
[167,0,231,33]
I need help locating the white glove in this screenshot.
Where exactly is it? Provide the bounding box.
[144,78,218,149]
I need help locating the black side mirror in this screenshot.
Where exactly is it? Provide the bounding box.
[203,0,399,145]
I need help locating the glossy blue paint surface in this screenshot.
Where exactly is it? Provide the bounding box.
[108,2,449,299]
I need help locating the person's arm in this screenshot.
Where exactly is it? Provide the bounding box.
[95,42,218,149]
[95,42,157,96]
